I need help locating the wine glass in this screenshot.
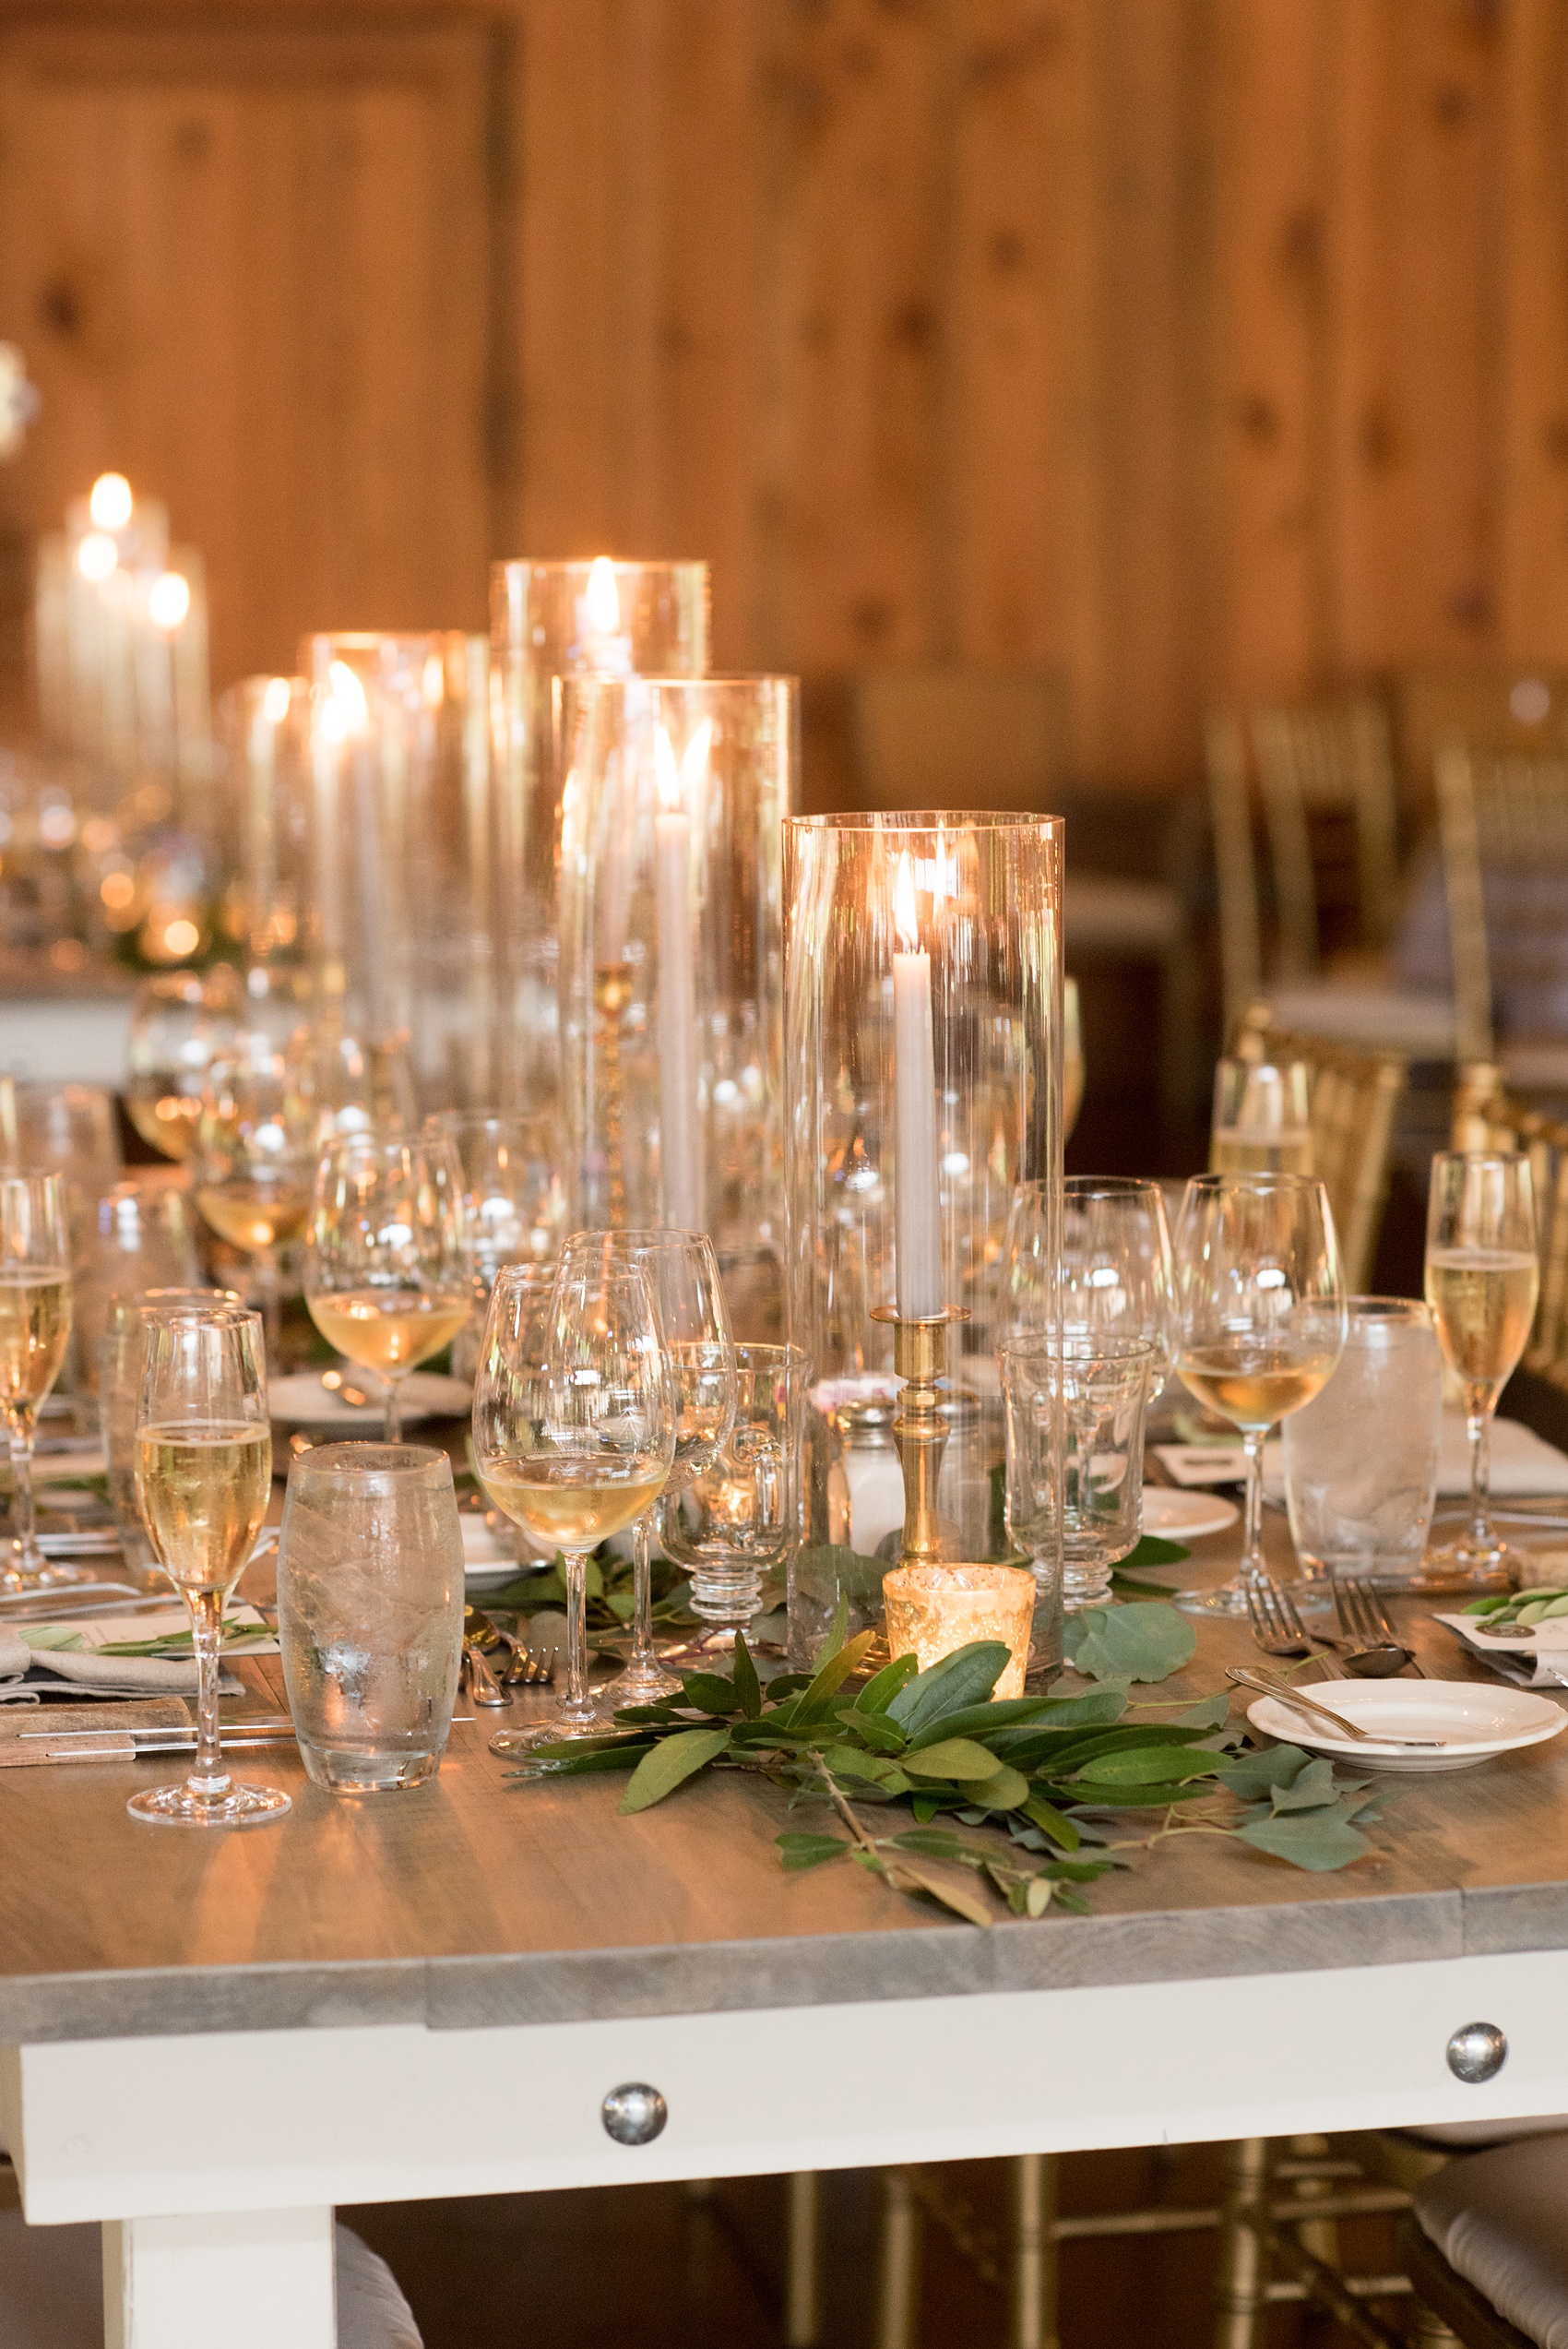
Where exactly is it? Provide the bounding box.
[1004,1174,1174,1361]
[125,965,243,1163]
[474,1258,675,1752]
[1171,1173,1346,1614]
[426,1112,565,1287]
[194,1004,317,1356]
[0,1172,76,1592]
[1424,1151,1538,1580]
[559,1228,736,1699]
[128,1303,288,1828]
[304,1130,472,1442]
[1209,1056,1314,1174]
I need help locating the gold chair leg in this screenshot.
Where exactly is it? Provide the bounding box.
[785,2171,823,2349]
[1009,2152,1059,2349]
[1285,2131,1339,2268]
[1412,2314,1463,2349]
[874,2167,922,2349]
[1213,2137,1272,2349]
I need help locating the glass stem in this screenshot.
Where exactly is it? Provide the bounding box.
[256,1248,281,1361]
[185,1587,231,1800]
[6,1402,38,1570]
[1467,1391,1493,1551]
[385,1376,402,1445]
[1241,1427,1267,1584]
[561,1549,596,1730]
[630,1512,656,1673]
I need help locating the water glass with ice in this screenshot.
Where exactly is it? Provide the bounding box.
[279,1441,465,1794]
[1282,1296,1443,1588]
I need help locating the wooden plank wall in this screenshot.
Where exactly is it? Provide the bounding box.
[4,0,1568,792]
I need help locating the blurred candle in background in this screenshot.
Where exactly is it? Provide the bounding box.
[892,852,943,1319]
[655,720,704,1232]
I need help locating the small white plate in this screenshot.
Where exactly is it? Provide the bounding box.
[268,1371,471,1430]
[1143,1488,1240,1541]
[1245,1677,1567,1774]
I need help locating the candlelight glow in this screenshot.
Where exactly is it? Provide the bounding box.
[326,660,370,739]
[585,555,621,640]
[680,716,714,798]
[422,652,445,709]
[89,472,133,531]
[894,853,919,951]
[77,531,117,583]
[655,724,683,813]
[262,676,291,725]
[148,570,191,630]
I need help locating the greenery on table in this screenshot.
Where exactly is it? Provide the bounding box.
[507,1599,1392,1925]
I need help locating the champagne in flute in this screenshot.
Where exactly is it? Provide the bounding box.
[0,1269,73,1409]
[1424,1152,1538,1580]
[0,1174,78,1593]
[1424,1247,1539,1394]
[307,1287,473,1380]
[135,1422,272,1593]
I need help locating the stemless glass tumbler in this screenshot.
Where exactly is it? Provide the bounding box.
[491,559,709,1114]
[1424,1151,1539,1580]
[665,1341,807,1651]
[1283,1298,1443,1587]
[279,1442,465,1793]
[782,812,1063,1663]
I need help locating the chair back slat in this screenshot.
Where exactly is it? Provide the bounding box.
[1257,1022,1408,1293]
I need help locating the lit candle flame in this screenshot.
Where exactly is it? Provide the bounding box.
[422,652,445,709]
[77,532,117,583]
[894,852,920,951]
[655,724,683,813]
[89,473,133,532]
[680,716,713,799]
[585,555,620,641]
[148,570,190,630]
[262,676,291,726]
[327,659,370,738]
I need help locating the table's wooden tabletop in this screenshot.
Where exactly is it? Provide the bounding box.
[5,1515,1567,2049]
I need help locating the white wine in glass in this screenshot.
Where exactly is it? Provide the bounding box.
[135,1423,273,1592]
[481,1456,670,1551]
[1424,1152,1539,1580]
[195,1175,313,1255]
[308,1288,473,1381]
[1172,1172,1346,1615]
[0,1174,78,1592]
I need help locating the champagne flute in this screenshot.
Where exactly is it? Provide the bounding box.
[0,1172,75,1592]
[304,1130,472,1441]
[195,1004,317,1356]
[125,965,243,1163]
[129,1304,288,1827]
[560,1228,736,1698]
[474,1258,675,1752]
[1424,1151,1538,1580]
[1171,1173,1346,1614]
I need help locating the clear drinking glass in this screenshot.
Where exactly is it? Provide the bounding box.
[1283,1298,1443,1589]
[663,1341,807,1651]
[1004,1174,1173,1359]
[215,674,311,968]
[1210,1055,1314,1175]
[559,1228,736,1703]
[278,1441,465,1793]
[125,965,244,1162]
[1424,1151,1539,1581]
[0,1079,122,1221]
[195,997,318,1354]
[71,1174,202,1406]
[427,1110,564,1288]
[100,1286,241,1590]
[0,1172,75,1591]
[474,1258,674,1753]
[1001,1336,1158,1615]
[304,1129,472,1442]
[128,1304,288,1828]
[1171,1173,1347,1615]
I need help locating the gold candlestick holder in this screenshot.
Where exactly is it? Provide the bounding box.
[870,1306,968,1566]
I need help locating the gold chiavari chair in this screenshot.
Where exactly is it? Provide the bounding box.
[1434,742,1568,1088]
[1232,1010,1408,1294]
[1207,698,1454,1059]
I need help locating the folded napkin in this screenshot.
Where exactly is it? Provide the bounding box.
[0,1605,267,1701]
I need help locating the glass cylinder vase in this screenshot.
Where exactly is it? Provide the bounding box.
[556,674,795,1331]
[490,560,709,1115]
[782,812,1064,1665]
[303,632,493,1115]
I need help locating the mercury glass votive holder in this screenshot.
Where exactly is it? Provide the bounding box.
[882,1562,1036,1699]
[556,674,795,1322]
[782,812,1064,1664]
[490,559,709,1115]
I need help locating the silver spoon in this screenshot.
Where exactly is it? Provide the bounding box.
[1226,1666,1445,1747]
[1310,1628,1420,1679]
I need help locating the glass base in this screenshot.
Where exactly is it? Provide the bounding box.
[1400,1536,1515,1593]
[299,1743,443,1795]
[597,1654,683,1710]
[127,1779,291,1829]
[1173,1577,1256,1617]
[489,1707,601,1759]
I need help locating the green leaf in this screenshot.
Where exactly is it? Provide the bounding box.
[817,1592,850,1664]
[618,1725,731,1814]
[833,1706,909,1754]
[732,1635,762,1721]
[1269,1756,1342,1813]
[1073,1745,1220,1787]
[901,1737,1004,1782]
[791,1628,878,1723]
[1022,1795,1081,1850]
[856,1651,921,1714]
[1216,1743,1313,1800]
[1236,1808,1373,1872]
[974,1764,1031,1810]
[881,1852,997,1926]
[886,1828,997,1866]
[885,1642,1011,1735]
[1156,1690,1234,1732]
[776,1831,849,1871]
[1062,1602,1196,1684]
[904,1699,1059,1750]
[1121,1534,1193,1566]
[678,1671,742,1716]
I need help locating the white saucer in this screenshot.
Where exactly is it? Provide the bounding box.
[268,1370,472,1430]
[1245,1677,1566,1774]
[1143,1488,1240,1541]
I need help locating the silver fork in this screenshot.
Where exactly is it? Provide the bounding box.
[503,1630,557,1687]
[1336,1577,1426,1677]
[1245,1577,1338,1669]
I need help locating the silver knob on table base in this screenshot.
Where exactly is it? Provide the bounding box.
[1447,2022,1507,2083]
[601,2082,668,2145]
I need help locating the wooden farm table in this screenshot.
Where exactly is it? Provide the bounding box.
[6,1528,1568,2346]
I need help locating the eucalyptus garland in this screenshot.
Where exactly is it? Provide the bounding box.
[510,1600,1391,1925]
